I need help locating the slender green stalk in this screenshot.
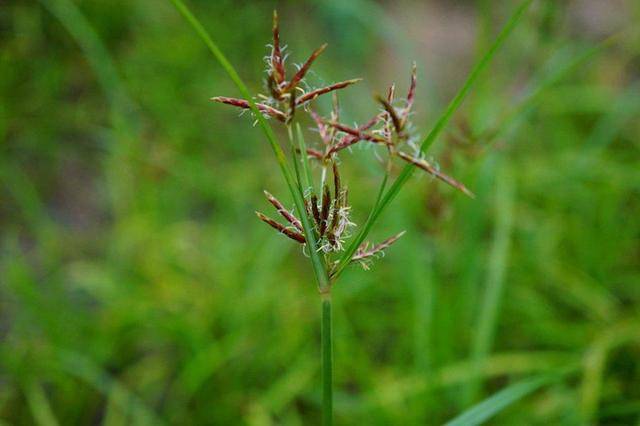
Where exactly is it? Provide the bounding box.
[321,295,333,426]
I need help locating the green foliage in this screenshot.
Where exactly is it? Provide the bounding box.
[1,0,639,424]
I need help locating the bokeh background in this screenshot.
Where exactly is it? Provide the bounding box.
[2,0,639,424]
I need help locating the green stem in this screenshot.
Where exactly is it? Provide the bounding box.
[321,294,333,426]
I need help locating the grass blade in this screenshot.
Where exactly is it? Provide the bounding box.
[333,0,532,280]
[56,350,163,425]
[23,381,59,426]
[169,0,330,290]
[37,0,133,113]
[481,32,622,148]
[465,165,516,404]
[445,374,558,426]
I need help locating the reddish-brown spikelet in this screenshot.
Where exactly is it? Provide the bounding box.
[256,211,306,243]
[311,194,321,231]
[271,11,285,85]
[210,96,287,122]
[397,151,475,198]
[387,83,396,102]
[310,110,330,145]
[332,162,341,202]
[326,121,386,143]
[319,184,331,236]
[326,114,383,156]
[326,206,340,246]
[296,79,362,106]
[305,147,324,159]
[376,95,403,135]
[326,163,342,244]
[328,135,359,156]
[406,62,417,115]
[263,190,303,231]
[351,231,406,262]
[283,43,328,93]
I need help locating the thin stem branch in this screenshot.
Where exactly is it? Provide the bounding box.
[321,294,333,426]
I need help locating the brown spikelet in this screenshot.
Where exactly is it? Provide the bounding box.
[326,121,386,143]
[376,95,403,135]
[326,113,383,156]
[351,231,406,262]
[296,79,362,106]
[328,135,358,156]
[287,89,296,123]
[283,43,328,93]
[319,184,331,236]
[305,147,324,159]
[267,74,280,100]
[304,198,314,221]
[311,194,321,231]
[387,83,395,102]
[263,190,303,231]
[256,211,306,243]
[332,162,341,202]
[406,62,417,115]
[271,11,285,85]
[211,96,287,122]
[397,151,475,198]
[310,110,330,145]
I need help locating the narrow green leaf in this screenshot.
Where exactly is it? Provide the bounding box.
[56,350,162,425]
[169,0,330,290]
[23,381,59,426]
[482,32,621,148]
[445,374,558,426]
[37,0,132,113]
[333,0,532,280]
[465,165,516,404]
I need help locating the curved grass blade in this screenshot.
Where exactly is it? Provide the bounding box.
[169,0,330,290]
[465,166,516,404]
[332,0,532,280]
[23,381,60,426]
[56,350,163,425]
[481,31,622,148]
[445,374,559,426]
[37,0,133,113]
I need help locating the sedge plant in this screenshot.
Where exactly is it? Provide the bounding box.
[169,1,532,424]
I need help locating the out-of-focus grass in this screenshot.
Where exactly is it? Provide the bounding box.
[1,0,639,424]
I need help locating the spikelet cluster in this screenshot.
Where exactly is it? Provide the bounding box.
[212,11,474,270]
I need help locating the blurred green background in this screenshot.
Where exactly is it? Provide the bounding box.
[1,0,639,424]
